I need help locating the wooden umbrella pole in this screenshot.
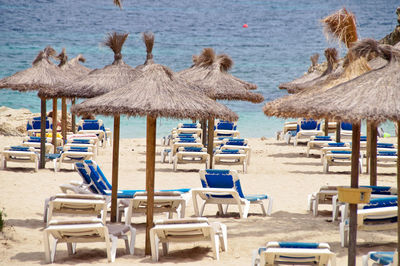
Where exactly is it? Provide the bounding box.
[397,121,400,264]
[348,122,360,266]
[52,98,58,153]
[366,122,371,174]
[336,122,341,143]
[324,118,329,136]
[110,115,120,223]
[39,98,47,169]
[201,119,207,146]
[370,122,378,186]
[207,118,215,169]
[61,97,67,144]
[145,115,156,255]
[71,98,76,134]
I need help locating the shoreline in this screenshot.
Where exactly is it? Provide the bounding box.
[0,136,397,265]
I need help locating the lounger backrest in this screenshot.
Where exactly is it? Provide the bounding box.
[84,160,112,192]
[361,186,393,195]
[178,123,199,129]
[378,151,397,156]
[215,122,236,130]
[277,242,320,249]
[341,122,352,131]
[7,146,33,152]
[66,139,92,145]
[298,119,319,131]
[27,117,52,130]
[201,169,245,198]
[223,139,246,146]
[327,142,345,147]
[377,143,395,149]
[25,136,44,143]
[363,197,397,209]
[75,162,98,194]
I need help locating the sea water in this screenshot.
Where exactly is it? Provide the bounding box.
[0,0,398,138]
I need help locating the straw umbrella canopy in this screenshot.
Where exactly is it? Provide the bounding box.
[72,32,238,255]
[0,46,74,168]
[264,39,400,266]
[58,51,92,136]
[38,32,140,147]
[39,32,140,99]
[178,48,264,163]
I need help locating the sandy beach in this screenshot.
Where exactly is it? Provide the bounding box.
[0,135,397,265]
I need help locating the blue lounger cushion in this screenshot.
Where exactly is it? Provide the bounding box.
[183,147,203,152]
[361,185,392,195]
[220,149,240,154]
[10,146,31,151]
[370,251,395,265]
[327,142,345,147]
[377,143,395,148]
[224,141,246,146]
[330,150,351,154]
[314,136,332,140]
[182,123,197,128]
[363,197,397,209]
[278,242,319,249]
[46,154,61,160]
[378,151,397,156]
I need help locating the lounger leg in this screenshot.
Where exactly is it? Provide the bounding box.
[200,202,207,217]
[179,202,186,218]
[173,157,178,172]
[242,201,250,219]
[330,253,336,266]
[223,204,229,214]
[259,202,267,216]
[243,161,247,174]
[67,243,74,255]
[150,229,159,261]
[210,232,220,260]
[251,249,259,266]
[192,192,200,217]
[219,223,228,251]
[323,159,329,173]
[51,239,58,263]
[307,194,313,212]
[361,254,369,266]
[313,199,318,216]
[266,197,273,215]
[339,221,348,247]
[43,231,51,263]
[217,204,224,216]
[128,226,136,255]
[110,235,117,262]
[162,242,168,256]
[35,158,39,172]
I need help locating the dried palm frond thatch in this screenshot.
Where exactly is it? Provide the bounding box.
[72,32,237,121]
[263,39,400,123]
[178,47,263,103]
[113,0,122,8]
[321,8,358,48]
[0,46,73,92]
[59,54,91,79]
[57,48,68,67]
[39,32,139,99]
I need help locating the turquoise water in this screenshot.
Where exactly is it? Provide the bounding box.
[0,0,398,138]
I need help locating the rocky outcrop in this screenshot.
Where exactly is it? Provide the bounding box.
[0,106,72,136]
[0,106,37,136]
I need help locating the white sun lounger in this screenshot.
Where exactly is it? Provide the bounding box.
[252,241,336,266]
[173,146,209,171]
[53,146,94,172]
[1,146,39,172]
[213,149,248,173]
[340,205,398,247]
[149,217,227,261]
[124,191,187,225]
[323,150,362,173]
[363,251,398,266]
[43,194,136,263]
[192,169,272,219]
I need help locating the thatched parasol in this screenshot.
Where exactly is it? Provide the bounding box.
[178,48,264,163]
[0,46,73,168]
[279,7,358,94]
[72,32,238,255]
[39,32,139,99]
[264,39,400,266]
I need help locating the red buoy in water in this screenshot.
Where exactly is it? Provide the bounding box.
[243,24,248,28]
